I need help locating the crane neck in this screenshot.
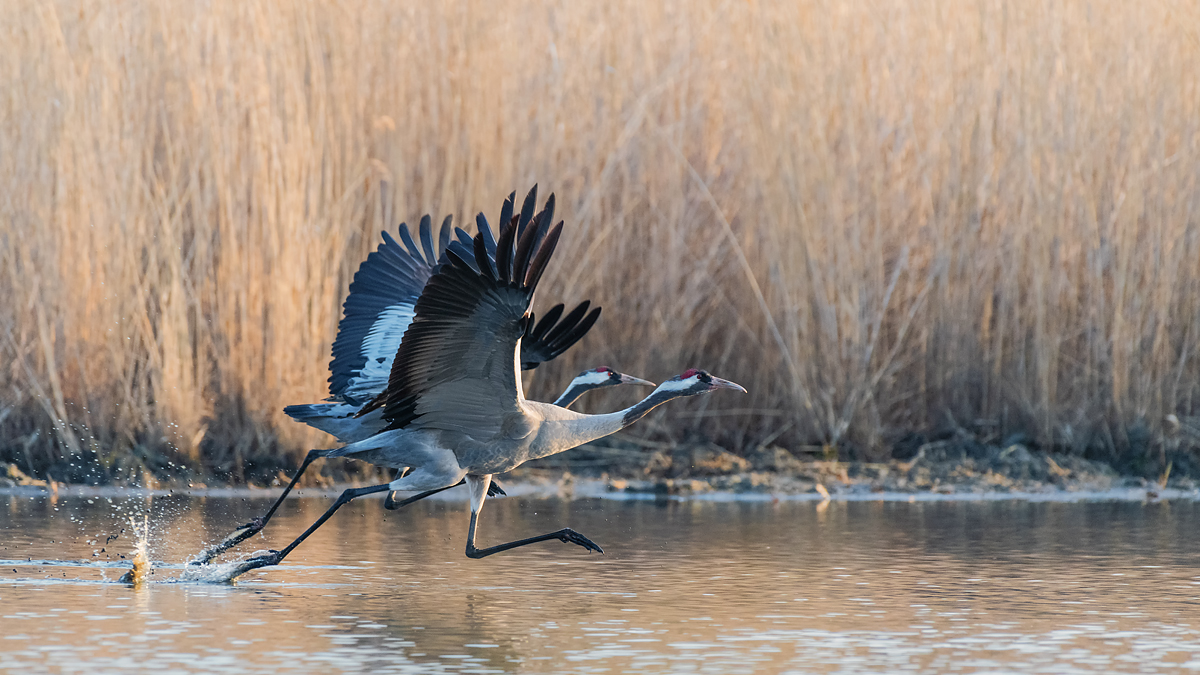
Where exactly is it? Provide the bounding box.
[551,381,594,408]
[618,387,690,428]
[530,386,692,460]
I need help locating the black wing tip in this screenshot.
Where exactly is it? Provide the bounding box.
[419,215,437,264]
[421,188,567,298]
[529,303,566,339]
[495,215,518,283]
[446,244,475,272]
[437,215,453,261]
[473,232,497,280]
[397,222,420,259]
[517,185,538,235]
[524,220,564,291]
[520,300,601,367]
[554,305,601,351]
[476,212,498,255]
[542,300,590,345]
[500,191,516,228]
[454,227,473,246]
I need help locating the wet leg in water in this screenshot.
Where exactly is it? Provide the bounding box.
[223,483,393,579]
[189,457,505,566]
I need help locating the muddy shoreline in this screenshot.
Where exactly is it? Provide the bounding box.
[3,439,1194,502]
[0,480,1193,503]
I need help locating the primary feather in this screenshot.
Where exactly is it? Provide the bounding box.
[311,187,594,419]
[382,216,564,435]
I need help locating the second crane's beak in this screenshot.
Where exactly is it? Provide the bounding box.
[709,376,748,393]
[619,374,657,387]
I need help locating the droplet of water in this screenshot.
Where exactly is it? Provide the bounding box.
[119,514,151,587]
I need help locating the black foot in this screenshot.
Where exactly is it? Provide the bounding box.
[220,549,283,581]
[246,550,283,567]
[187,517,265,567]
[557,529,603,553]
[489,481,507,497]
[466,527,604,559]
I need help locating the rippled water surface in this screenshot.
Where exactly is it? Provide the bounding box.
[2,492,1199,673]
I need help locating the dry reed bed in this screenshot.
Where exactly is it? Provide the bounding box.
[1,0,1198,481]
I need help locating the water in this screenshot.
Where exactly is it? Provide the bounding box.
[2,492,1199,673]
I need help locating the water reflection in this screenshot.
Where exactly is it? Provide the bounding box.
[2,495,1199,673]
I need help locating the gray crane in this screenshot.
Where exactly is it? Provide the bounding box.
[227,190,744,575]
[189,189,651,566]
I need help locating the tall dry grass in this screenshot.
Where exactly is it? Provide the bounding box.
[2,0,1199,482]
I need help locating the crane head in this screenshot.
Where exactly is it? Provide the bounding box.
[574,366,656,388]
[662,369,748,395]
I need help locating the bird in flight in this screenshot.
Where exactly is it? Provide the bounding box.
[190,189,652,567]
[219,189,745,576]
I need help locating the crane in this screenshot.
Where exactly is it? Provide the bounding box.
[228,190,744,575]
[190,189,651,566]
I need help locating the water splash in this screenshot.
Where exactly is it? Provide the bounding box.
[176,550,277,583]
[117,513,151,586]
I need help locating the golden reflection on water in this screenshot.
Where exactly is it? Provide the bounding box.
[2,494,1200,673]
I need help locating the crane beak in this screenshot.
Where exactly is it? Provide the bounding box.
[619,374,656,387]
[709,376,747,393]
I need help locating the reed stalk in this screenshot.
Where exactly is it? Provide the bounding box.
[1,0,1197,480]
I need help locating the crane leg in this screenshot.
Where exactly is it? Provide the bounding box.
[188,448,328,566]
[383,478,507,510]
[228,483,392,578]
[462,475,602,559]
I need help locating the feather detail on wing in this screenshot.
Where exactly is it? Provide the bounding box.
[381,198,565,438]
[446,187,593,370]
[328,215,454,403]
[520,302,601,369]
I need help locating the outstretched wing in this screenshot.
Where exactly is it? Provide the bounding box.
[449,187,600,370]
[382,197,565,438]
[327,187,599,406]
[328,215,452,404]
[521,301,601,369]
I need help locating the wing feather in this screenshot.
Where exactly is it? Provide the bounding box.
[517,184,538,239]
[495,215,517,282]
[382,205,563,435]
[476,213,498,257]
[397,223,422,262]
[499,191,516,235]
[438,215,452,257]
[331,191,598,418]
[419,215,436,264]
[328,223,440,401]
[543,301,591,346]
[530,303,565,339]
[519,302,602,369]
